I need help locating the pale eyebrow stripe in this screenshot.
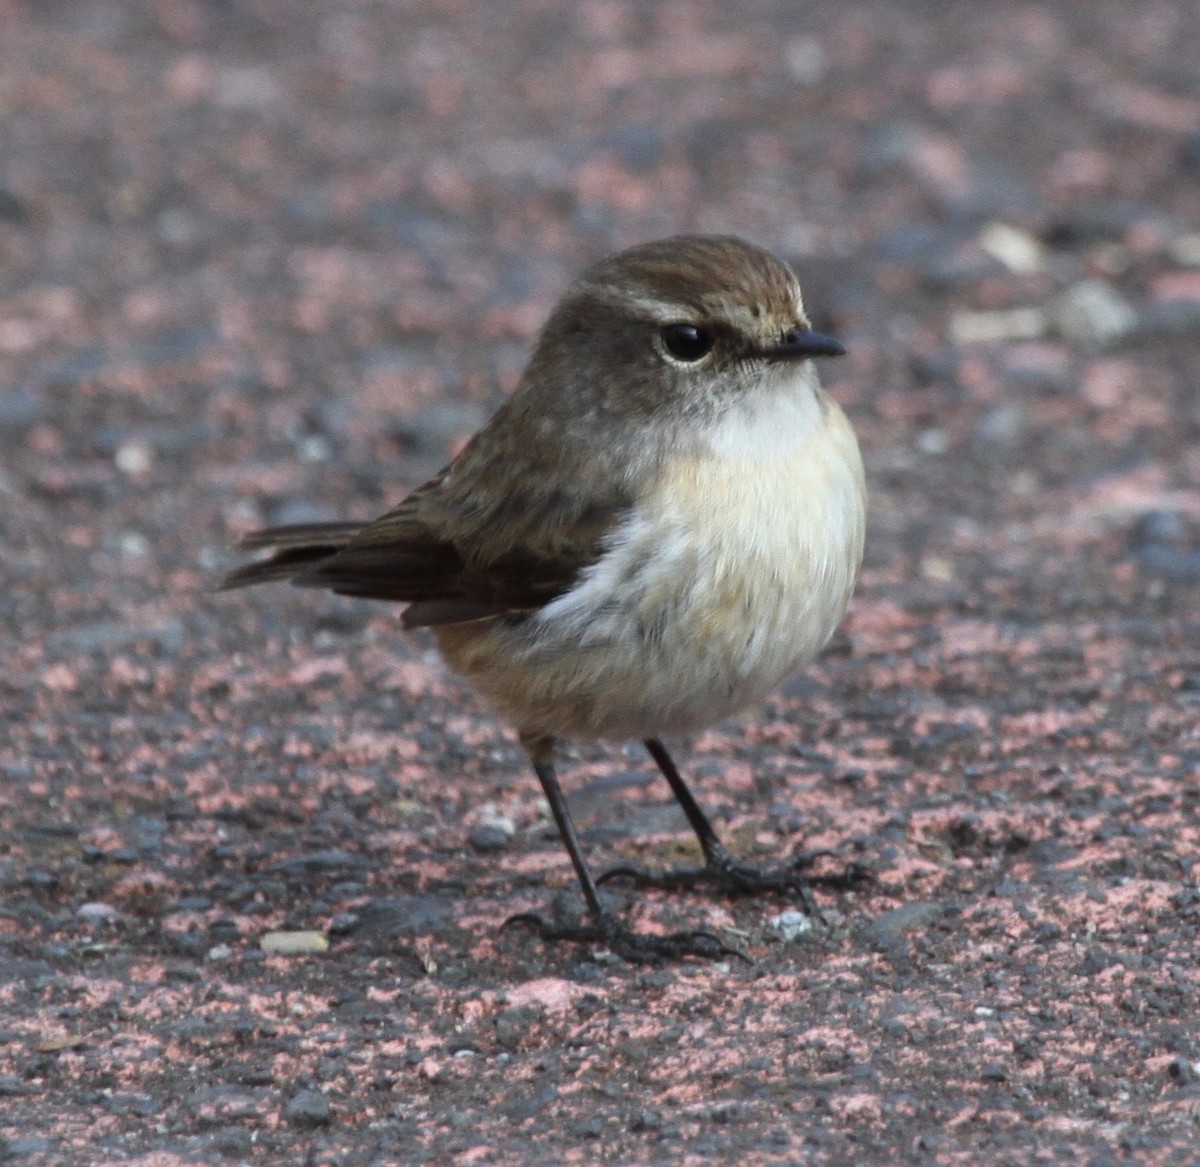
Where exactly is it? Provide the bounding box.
[579,275,808,328]
[579,283,697,322]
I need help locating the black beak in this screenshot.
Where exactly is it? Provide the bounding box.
[763,327,846,360]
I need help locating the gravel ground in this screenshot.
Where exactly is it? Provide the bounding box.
[3,1,1200,1163]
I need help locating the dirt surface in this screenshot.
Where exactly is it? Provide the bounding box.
[3,1,1200,1163]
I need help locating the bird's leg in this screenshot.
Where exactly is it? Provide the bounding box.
[502,735,744,964]
[598,738,870,906]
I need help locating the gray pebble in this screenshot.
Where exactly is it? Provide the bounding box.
[975,401,1027,445]
[353,895,453,938]
[268,849,369,877]
[468,822,513,852]
[1137,298,1200,340]
[766,909,814,943]
[0,388,41,430]
[860,901,946,949]
[1130,511,1186,549]
[0,1136,54,1159]
[327,911,361,936]
[284,1088,332,1128]
[1054,280,1138,350]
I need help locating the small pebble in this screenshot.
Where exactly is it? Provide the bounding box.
[284,1088,332,1129]
[975,401,1027,445]
[979,222,1044,273]
[766,909,814,943]
[0,387,41,429]
[468,822,514,852]
[260,930,329,955]
[119,532,150,559]
[114,439,155,476]
[916,427,950,456]
[1054,280,1138,350]
[1130,511,1186,549]
[1168,1058,1200,1084]
[327,912,361,936]
[1169,233,1200,266]
[0,1136,54,1159]
[950,307,1046,345]
[76,902,120,926]
[785,37,827,86]
[861,902,945,949]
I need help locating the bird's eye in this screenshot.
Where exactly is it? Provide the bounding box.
[660,323,714,363]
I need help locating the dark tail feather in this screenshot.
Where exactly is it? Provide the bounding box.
[217,522,363,591]
[235,522,364,553]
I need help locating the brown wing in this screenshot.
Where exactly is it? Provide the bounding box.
[220,466,629,628]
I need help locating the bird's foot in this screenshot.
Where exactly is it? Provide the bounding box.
[502,910,747,965]
[599,848,872,912]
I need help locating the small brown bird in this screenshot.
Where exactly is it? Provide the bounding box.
[222,235,866,962]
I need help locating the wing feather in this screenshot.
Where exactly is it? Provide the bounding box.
[220,466,628,626]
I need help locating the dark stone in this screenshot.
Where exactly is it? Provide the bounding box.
[860,902,946,949]
[1135,546,1200,583]
[0,190,29,224]
[284,1088,332,1128]
[0,1137,54,1159]
[207,919,241,943]
[1180,131,1200,175]
[209,1127,254,1158]
[467,823,512,852]
[1137,298,1200,339]
[268,849,370,877]
[353,896,453,939]
[327,911,361,936]
[0,388,41,430]
[1130,510,1187,549]
[503,1085,558,1122]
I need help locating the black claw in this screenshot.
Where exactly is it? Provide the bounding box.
[502,911,749,965]
[595,864,657,886]
[597,862,711,889]
[599,851,873,904]
[818,860,875,892]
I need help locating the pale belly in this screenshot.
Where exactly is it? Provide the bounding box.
[436,387,866,742]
